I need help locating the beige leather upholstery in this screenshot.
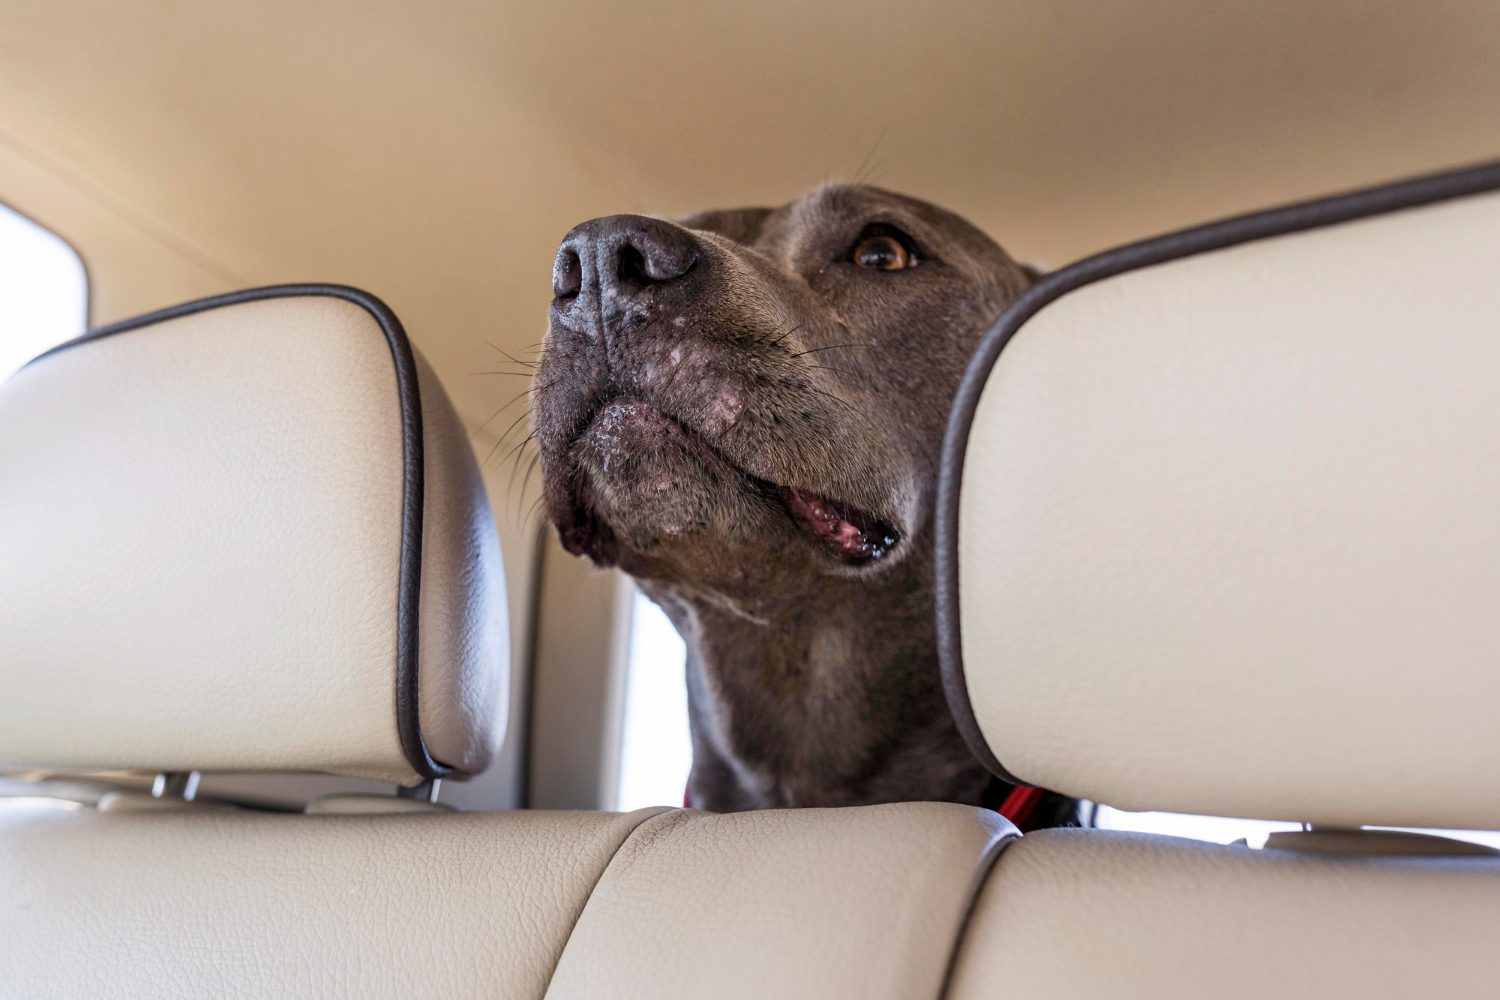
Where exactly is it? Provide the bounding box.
[951,183,1500,828]
[0,806,661,997]
[948,829,1500,999]
[0,287,506,783]
[0,802,1008,998]
[546,804,1009,1000]
[13,168,1500,997]
[412,349,510,771]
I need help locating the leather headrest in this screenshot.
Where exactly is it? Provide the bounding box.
[0,286,507,785]
[939,161,1500,830]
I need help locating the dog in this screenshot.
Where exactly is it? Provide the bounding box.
[535,183,1076,825]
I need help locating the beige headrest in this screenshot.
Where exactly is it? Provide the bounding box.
[0,286,507,785]
[939,161,1500,829]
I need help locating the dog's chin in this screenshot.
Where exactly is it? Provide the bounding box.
[549,397,902,571]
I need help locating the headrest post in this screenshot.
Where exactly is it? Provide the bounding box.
[151,771,200,802]
[396,778,441,804]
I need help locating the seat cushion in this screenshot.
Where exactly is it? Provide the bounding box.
[948,828,1500,999]
[546,803,1010,1000]
[0,802,1008,999]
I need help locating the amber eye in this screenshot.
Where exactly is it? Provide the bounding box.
[851,230,917,270]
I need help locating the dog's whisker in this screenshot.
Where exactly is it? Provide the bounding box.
[860,160,889,186]
[788,343,875,358]
[479,420,519,472]
[497,430,538,493]
[802,384,862,416]
[506,438,542,520]
[752,321,788,347]
[485,341,539,368]
[748,320,794,348]
[468,384,541,442]
[529,376,563,400]
[506,429,537,476]
[491,408,536,456]
[518,449,543,505]
[495,428,537,479]
[470,394,528,441]
[852,124,891,185]
[766,324,802,348]
[523,490,547,528]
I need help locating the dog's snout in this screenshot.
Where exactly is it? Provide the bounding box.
[553,215,698,311]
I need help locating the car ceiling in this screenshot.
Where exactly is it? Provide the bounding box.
[4,0,1499,633]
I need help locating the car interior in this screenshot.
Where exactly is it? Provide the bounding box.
[3,3,1500,996]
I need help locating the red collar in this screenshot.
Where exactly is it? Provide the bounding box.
[995,783,1047,832]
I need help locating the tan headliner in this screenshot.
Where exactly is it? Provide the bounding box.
[8,0,1500,421]
[4,1,1498,758]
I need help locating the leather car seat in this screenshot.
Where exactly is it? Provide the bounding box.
[937,158,1500,997]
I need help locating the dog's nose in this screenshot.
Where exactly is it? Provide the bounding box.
[552,215,698,307]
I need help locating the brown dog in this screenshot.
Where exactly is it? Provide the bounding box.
[535,184,1066,819]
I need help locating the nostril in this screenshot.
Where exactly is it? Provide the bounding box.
[617,238,696,289]
[560,217,698,305]
[553,249,582,300]
[617,244,650,287]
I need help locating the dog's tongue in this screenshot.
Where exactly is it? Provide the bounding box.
[780,487,899,565]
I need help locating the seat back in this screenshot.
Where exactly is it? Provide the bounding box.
[939,159,1500,997]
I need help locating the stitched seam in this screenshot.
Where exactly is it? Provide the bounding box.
[935,827,1023,1000]
[539,806,676,996]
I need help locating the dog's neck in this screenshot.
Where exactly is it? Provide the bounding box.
[641,556,991,811]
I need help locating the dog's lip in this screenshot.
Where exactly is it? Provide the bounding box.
[565,394,903,566]
[777,486,901,566]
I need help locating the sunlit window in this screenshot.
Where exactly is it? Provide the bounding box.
[1094,806,1299,847]
[615,587,693,810]
[1097,805,1500,850]
[0,203,88,381]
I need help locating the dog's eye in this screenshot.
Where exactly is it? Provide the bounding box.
[849,226,918,271]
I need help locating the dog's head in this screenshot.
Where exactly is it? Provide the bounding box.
[535,184,1032,608]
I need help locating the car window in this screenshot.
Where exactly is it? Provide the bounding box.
[0,203,87,380]
[615,588,692,811]
[1097,805,1500,849]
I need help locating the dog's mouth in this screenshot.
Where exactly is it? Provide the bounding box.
[777,486,900,564]
[559,396,902,568]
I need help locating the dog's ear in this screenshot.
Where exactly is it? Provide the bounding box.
[678,207,773,245]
